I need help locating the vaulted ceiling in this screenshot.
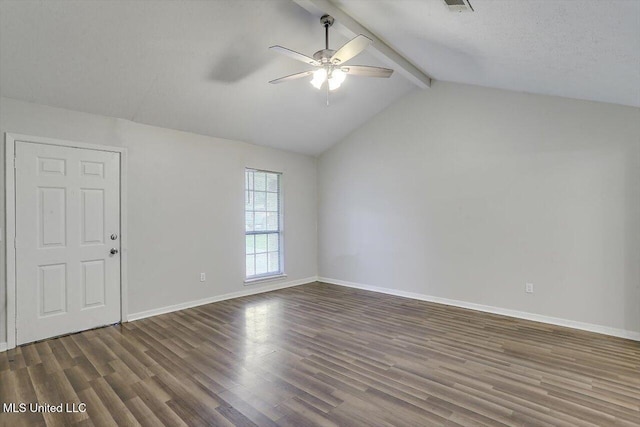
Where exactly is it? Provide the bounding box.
[0,0,414,155]
[335,0,640,109]
[1,0,638,156]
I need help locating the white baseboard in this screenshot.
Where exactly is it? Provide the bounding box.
[318,277,640,342]
[127,276,317,322]
[0,342,7,352]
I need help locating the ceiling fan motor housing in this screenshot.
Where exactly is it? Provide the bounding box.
[313,49,336,63]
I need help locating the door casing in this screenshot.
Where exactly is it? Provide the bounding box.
[5,133,128,350]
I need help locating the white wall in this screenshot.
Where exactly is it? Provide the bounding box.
[4,79,640,344]
[318,82,640,336]
[1,97,318,343]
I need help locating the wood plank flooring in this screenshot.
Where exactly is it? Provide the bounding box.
[1,281,639,426]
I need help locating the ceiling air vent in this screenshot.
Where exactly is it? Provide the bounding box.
[443,0,474,12]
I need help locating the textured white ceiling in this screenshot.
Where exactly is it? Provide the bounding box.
[0,0,414,155]
[1,1,638,156]
[334,0,640,108]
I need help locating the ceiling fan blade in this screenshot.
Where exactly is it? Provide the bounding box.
[342,65,394,78]
[330,35,372,64]
[269,70,314,84]
[269,45,320,66]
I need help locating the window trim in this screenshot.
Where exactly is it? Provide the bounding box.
[244,273,288,285]
[244,168,284,283]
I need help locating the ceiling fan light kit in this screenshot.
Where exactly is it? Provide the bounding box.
[269,14,394,102]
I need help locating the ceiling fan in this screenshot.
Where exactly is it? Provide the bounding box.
[269,14,393,98]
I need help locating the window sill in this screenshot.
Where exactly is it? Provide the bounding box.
[244,273,287,285]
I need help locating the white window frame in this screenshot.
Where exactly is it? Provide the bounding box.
[244,168,285,283]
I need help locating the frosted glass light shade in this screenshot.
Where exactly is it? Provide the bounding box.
[311,68,327,89]
[328,69,346,91]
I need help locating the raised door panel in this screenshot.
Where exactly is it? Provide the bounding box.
[39,263,67,316]
[81,161,104,178]
[38,157,66,176]
[81,189,104,245]
[39,187,66,248]
[82,260,105,308]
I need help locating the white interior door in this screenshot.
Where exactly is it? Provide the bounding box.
[15,141,121,345]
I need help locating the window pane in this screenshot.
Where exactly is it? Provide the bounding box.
[246,169,282,279]
[266,174,279,192]
[254,191,266,211]
[246,235,255,254]
[266,193,278,211]
[255,253,268,275]
[266,212,278,230]
[268,252,280,273]
[254,212,267,231]
[245,212,254,232]
[268,233,279,252]
[255,234,267,253]
[254,173,266,191]
[246,255,255,277]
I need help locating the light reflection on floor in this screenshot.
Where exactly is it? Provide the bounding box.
[243,299,281,364]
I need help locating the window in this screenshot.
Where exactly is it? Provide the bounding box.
[245,169,283,280]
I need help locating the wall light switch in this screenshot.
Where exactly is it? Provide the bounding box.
[525,283,534,293]
[200,273,206,282]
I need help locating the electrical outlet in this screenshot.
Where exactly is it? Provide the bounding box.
[525,283,534,293]
[200,273,206,282]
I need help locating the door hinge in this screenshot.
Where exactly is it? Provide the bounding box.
[13,157,17,169]
[14,238,17,249]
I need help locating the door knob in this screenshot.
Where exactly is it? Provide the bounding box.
[110,248,119,255]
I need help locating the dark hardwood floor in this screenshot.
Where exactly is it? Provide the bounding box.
[1,282,639,426]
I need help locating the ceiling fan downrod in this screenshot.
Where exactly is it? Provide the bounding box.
[321,15,334,51]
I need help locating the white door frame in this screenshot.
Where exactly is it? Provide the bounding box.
[5,133,128,350]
